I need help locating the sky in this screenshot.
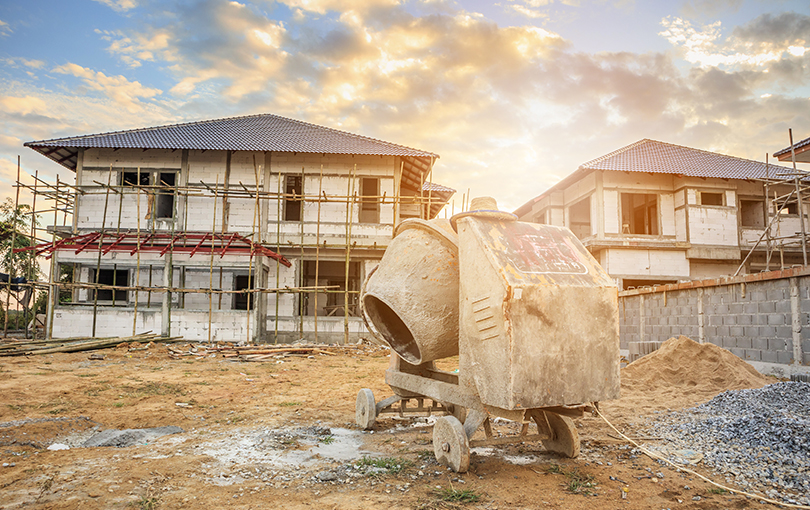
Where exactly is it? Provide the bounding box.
[1,0,810,213]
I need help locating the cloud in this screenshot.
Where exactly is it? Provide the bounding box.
[507,4,549,19]
[51,63,162,112]
[0,96,49,116]
[0,19,11,37]
[4,1,810,212]
[92,0,138,12]
[660,14,810,69]
[680,0,743,19]
[1,57,46,70]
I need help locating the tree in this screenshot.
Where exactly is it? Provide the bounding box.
[0,198,41,282]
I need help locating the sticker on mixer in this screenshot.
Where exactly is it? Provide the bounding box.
[502,227,587,275]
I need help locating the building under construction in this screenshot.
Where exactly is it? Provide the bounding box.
[21,114,454,344]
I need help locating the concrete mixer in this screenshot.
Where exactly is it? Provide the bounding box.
[355,197,620,472]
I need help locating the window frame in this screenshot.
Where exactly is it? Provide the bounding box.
[90,268,129,304]
[359,177,380,224]
[620,193,659,236]
[121,169,178,220]
[699,191,725,207]
[283,175,303,222]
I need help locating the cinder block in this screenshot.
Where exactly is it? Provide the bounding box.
[717,325,730,336]
[722,337,736,348]
[775,299,792,313]
[768,338,788,351]
[761,350,778,363]
[776,326,792,339]
[754,314,769,325]
[768,314,787,326]
[758,301,776,313]
[744,349,761,361]
[730,348,745,358]
[767,288,787,301]
[804,352,810,366]
[736,337,752,349]
[730,326,745,337]
[777,351,794,364]
[803,339,810,352]
[736,314,753,326]
[743,303,758,314]
[750,291,767,301]
[744,326,759,338]
[709,315,722,326]
[753,337,769,350]
[759,326,777,337]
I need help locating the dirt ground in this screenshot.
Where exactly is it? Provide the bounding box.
[0,339,778,510]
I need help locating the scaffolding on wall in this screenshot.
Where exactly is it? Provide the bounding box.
[6,159,460,344]
[737,129,810,276]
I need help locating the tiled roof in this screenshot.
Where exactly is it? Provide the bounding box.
[580,139,794,179]
[25,113,439,171]
[774,134,810,158]
[513,138,799,217]
[423,182,456,193]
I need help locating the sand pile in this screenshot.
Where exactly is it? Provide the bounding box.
[599,336,772,423]
[623,335,770,393]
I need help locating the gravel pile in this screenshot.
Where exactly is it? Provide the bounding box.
[644,381,810,506]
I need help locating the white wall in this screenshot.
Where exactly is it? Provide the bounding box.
[602,248,689,278]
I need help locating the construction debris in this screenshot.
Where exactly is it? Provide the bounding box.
[0,332,184,356]
[166,342,368,361]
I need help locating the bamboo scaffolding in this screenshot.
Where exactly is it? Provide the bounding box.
[12,157,453,345]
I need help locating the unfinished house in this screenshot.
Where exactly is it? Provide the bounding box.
[24,113,453,343]
[514,139,806,289]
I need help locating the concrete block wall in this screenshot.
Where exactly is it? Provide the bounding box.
[619,267,810,376]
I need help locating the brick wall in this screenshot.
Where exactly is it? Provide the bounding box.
[619,266,810,376]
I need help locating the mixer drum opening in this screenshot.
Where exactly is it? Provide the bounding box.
[363,294,421,364]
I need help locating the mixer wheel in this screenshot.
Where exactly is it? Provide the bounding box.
[356,389,376,430]
[540,411,579,458]
[433,416,470,473]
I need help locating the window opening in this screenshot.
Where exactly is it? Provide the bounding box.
[234,274,254,310]
[359,177,380,223]
[568,197,591,239]
[740,199,765,227]
[156,172,177,219]
[621,193,658,235]
[780,200,799,215]
[700,192,724,206]
[301,261,360,316]
[92,268,128,303]
[284,175,303,221]
[122,171,149,186]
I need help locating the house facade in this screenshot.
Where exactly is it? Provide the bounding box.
[25,114,453,343]
[515,139,806,289]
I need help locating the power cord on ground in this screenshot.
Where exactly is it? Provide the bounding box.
[593,404,810,510]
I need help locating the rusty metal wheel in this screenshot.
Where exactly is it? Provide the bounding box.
[541,411,579,458]
[433,415,470,473]
[356,388,376,430]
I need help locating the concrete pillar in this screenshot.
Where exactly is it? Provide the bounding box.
[639,294,645,342]
[790,277,803,365]
[698,287,705,344]
[162,254,172,337]
[45,250,58,339]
